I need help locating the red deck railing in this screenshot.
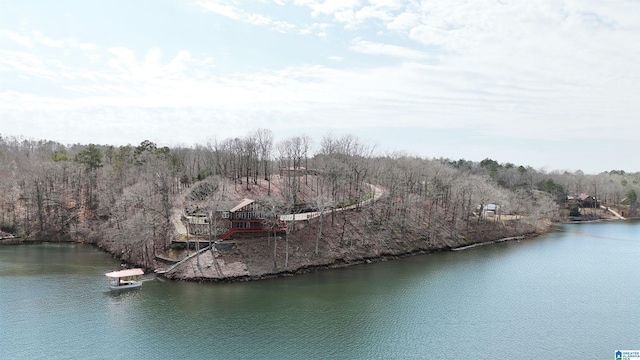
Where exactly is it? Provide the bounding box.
[220,220,288,240]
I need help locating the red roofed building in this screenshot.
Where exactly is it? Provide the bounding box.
[220,199,286,240]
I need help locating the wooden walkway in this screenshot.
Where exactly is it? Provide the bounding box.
[155,244,214,274]
[601,205,625,220]
[171,239,218,247]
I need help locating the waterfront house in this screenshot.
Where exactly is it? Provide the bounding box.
[220,199,287,240]
[567,193,599,208]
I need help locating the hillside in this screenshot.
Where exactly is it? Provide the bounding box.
[1,133,637,281]
[158,175,552,281]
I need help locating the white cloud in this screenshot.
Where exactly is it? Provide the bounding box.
[2,0,640,170]
[108,47,136,71]
[352,2,399,24]
[2,49,637,144]
[3,31,33,47]
[195,0,296,32]
[2,30,95,50]
[295,0,399,29]
[294,0,361,17]
[387,11,420,32]
[194,1,241,20]
[333,9,356,27]
[350,39,431,60]
[0,49,58,80]
[299,22,331,36]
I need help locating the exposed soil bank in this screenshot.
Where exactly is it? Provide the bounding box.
[170,232,547,283]
[0,216,581,283]
[162,211,557,282]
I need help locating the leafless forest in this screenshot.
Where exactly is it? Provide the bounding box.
[1,131,638,270]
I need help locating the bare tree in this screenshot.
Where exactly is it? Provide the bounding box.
[312,194,333,255]
[254,129,274,194]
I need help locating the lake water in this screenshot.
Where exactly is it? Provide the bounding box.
[1,221,639,359]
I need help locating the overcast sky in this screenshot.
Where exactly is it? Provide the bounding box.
[1,0,638,173]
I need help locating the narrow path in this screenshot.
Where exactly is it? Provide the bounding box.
[280,183,384,222]
[171,190,188,236]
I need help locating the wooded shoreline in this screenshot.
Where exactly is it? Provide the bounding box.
[2,215,632,283]
[0,231,549,282]
[1,133,638,281]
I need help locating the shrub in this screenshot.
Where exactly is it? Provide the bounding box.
[569,205,581,217]
[171,243,186,251]
[1,222,16,234]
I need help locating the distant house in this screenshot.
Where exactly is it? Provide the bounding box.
[186,214,208,225]
[568,193,600,208]
[279,166,307,176]
[477,203,500,219]
[184,212,210,236]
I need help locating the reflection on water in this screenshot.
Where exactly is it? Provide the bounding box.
[1,222,639,359]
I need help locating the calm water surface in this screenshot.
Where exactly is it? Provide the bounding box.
[1,222,639,359]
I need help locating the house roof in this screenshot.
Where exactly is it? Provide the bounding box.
[484,204,499,210]
[210,200,239,212]
[230,198,255,213]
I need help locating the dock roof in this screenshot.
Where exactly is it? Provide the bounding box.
[105,268,144,278]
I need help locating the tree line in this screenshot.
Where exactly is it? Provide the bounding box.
[1,131,638,267]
